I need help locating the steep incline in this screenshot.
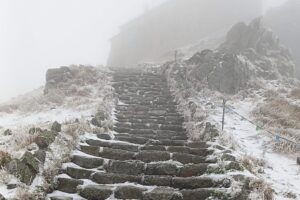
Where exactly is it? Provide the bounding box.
[48,68,231,200]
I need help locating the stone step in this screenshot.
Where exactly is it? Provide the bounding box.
[83,140,140,152]
[115,122,185,132]
[119,99,178,106]
[65,167,95,179]
[115,105,178,113]
[78,185,113,200]
[55,177,83,193]
[71,155,104,169]
[100,133,188,143]
[103,160,211,177]
[116,114,184,121]
[116,118,184,127]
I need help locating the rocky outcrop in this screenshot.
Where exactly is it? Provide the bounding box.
[44,65,100,95]
[220,18,294,78]
[168,18,295,94]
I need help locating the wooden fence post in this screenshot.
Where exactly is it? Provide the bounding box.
[222,99,226,131]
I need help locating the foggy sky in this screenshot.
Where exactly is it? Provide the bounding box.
[0,0,288,103]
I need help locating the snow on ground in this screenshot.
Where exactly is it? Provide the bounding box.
[203,94,300,199]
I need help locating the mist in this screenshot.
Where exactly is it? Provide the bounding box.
[0,0,288,103]
[0,0,166,103]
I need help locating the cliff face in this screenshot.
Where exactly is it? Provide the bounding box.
[108,0,262,67]
[264,0,300,78]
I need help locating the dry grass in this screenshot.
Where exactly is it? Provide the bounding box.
[0,150,12,167]
[248,179,274,200]
[253,97,300,129]
[12,131,37,151]
[240,155,266,174]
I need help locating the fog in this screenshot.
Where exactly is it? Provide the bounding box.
[0,0,288,103]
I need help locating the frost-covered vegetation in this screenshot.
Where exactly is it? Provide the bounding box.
[0,65,115,199]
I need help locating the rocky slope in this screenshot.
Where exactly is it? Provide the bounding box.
[170,18,295,94]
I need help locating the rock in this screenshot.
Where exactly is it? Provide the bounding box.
[91,117,101,127]
[21,151,39,173]
[3,129,12,136]
[297,157,300,165]
[51,121,62,132]
[221,153,236,162]
[7,183,17,190]
[35,130,57,149]
[34,150,46,163]
[6,159,36,185]
[115,185,146,199]
[44,67,72,94]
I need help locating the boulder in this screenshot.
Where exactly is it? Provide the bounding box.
[34,149,46,163]
[6,159,36,185]
[35,130,57,149]
[51,121,61,132]
[21,151,39,173]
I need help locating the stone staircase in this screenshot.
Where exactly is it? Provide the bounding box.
[48,68,231,200]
